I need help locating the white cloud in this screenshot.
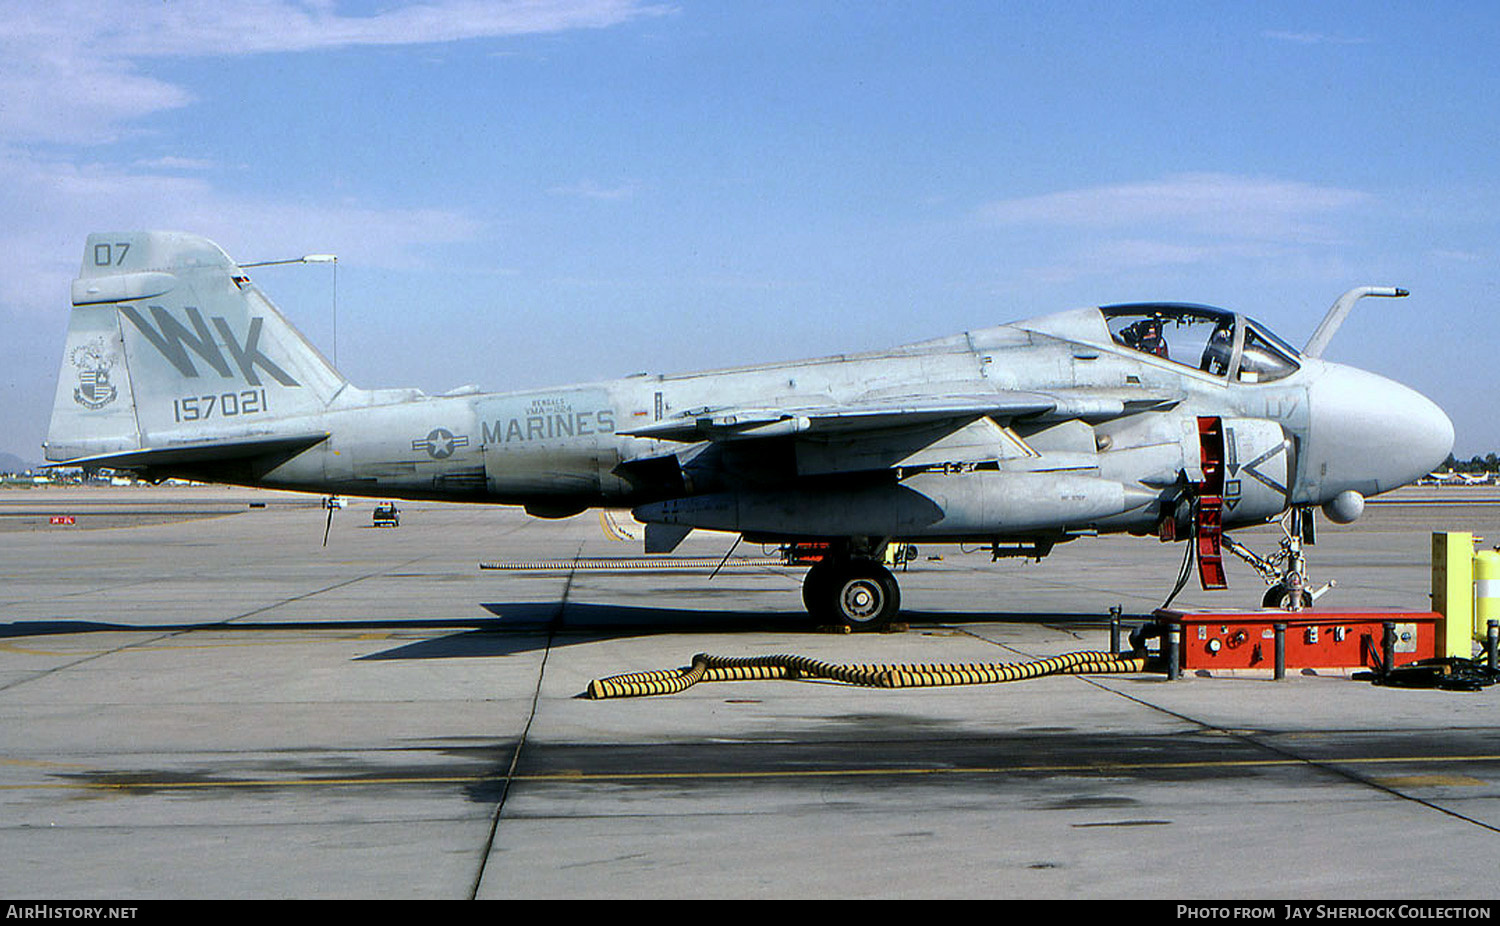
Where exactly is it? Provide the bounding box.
[0,57,194,146]
[1429,247,1485,263]
[1,0,667,55]
[0,148,483,315]
[973,174,1376,285]
[133,157,218,171]
[979,173,1372,244]
[113,0,663,55]
[548,179,640,201]
[1262,30,1371,46]
[0,1,665,314]
[1014,238,1303,287]
[0,0,670,144]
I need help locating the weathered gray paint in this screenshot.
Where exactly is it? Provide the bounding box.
[45,232,1453,552]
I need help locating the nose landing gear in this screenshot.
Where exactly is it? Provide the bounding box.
[1223,507,1334,612]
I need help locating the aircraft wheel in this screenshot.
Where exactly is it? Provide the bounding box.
[829,560,901,630]
[1262,585,1314,610]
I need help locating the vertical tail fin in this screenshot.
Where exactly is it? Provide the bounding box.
[46,232,346,465]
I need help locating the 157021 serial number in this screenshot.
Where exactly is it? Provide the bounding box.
[172,389,269,422]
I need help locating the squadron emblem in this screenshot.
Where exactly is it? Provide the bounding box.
[70,338,119,410]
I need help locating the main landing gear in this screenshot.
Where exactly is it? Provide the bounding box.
[800,551,902,631]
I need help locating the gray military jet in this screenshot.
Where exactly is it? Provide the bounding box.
[45,232,1453,629]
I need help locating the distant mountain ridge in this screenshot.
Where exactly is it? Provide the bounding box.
[0,452,37,473]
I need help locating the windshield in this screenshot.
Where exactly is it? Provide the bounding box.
[1101,303,1300,383]
[1237,321,1300,383]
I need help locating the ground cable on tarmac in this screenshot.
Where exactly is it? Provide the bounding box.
[585,651,1151,699]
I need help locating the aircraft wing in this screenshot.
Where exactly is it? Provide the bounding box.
[618,389,1176,443]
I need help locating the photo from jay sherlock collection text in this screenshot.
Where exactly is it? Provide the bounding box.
[1176,906,1494,921]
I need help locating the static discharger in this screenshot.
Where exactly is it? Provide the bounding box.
[585,651,1152,699]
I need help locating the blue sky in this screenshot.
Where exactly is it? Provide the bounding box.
[2,0,1497,465]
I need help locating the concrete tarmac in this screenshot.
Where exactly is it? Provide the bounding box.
[0,485,1496,899]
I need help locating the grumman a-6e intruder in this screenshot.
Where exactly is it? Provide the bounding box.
[46,232,1454,629]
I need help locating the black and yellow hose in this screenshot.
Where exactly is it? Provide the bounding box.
[585,651,1152,699]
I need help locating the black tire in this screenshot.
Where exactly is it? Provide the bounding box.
[1262,585,1314,610]
[802,561,837,621]
[802,559,902,630]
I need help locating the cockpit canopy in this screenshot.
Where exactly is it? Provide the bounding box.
[1101,303,1301,383]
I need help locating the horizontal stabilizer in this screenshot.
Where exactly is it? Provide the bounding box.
[48,432,329,471]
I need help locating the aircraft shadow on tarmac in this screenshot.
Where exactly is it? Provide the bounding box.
[356,603,1132,661]
[0,618,512,640]
[0,605,1139,661]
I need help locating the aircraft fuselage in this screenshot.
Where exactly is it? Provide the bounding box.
[46,232,1454,626]
[228,314,1419,545]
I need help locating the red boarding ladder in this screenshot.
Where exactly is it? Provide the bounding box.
[1196,416,1228,589]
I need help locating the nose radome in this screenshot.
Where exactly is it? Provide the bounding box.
[1308,364,1454,498]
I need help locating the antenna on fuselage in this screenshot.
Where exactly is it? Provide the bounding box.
[1303,286,1408,359]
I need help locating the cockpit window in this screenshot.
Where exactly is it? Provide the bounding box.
[1101,303,1302,384]
[1237,323,1299,383]
[1102,304,1237,376]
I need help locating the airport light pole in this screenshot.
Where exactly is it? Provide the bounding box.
[240,253,339,365]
